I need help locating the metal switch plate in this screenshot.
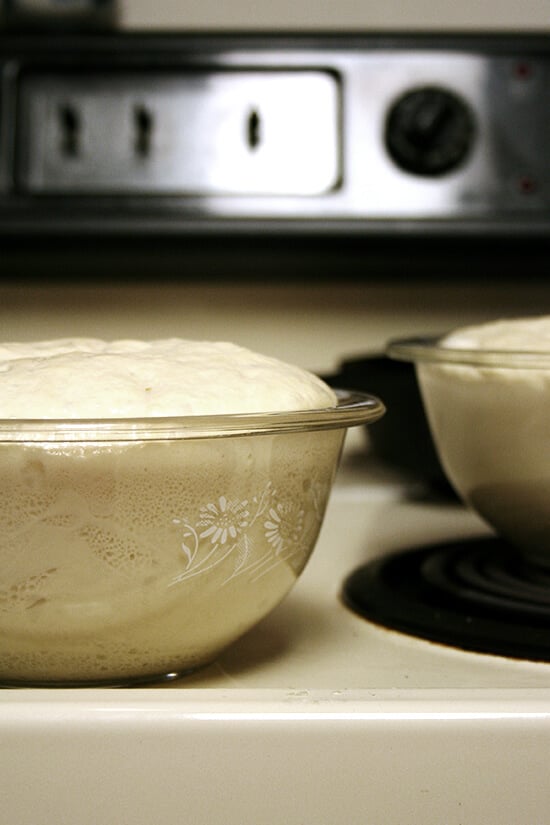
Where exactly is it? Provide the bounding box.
[2,33,550,236]
[18,70,340,196]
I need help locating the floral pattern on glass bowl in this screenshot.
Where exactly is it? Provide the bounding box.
[171,475,330,588]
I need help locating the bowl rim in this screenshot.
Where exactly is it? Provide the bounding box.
[0,389,385,443]
[388,335,550,370]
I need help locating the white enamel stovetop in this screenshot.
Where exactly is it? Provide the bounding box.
[2,432,550,825]
[1,281,550,824]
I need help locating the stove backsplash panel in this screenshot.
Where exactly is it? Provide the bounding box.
[0,32,550,241]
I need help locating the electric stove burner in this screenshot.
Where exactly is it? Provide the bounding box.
[343,537,550,661]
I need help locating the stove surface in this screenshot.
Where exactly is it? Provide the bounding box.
[151,438,550,691]
[3,436,550,825]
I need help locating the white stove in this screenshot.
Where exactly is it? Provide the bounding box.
[2,434,550,825]
[2,30,550,825]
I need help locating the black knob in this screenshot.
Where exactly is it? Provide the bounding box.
[385,86,475,176]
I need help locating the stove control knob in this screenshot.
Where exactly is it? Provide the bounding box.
[385,86,475,176]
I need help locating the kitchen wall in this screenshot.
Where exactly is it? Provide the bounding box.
[1,280,550,375]
[119,0,550,31]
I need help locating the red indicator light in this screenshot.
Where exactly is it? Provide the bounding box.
[518,176,536,194]
[514,61,533,80]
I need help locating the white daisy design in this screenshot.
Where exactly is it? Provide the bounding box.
[198,496,250,546]
[264,501,305,554]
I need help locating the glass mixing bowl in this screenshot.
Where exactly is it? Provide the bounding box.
[389,336,550,565]
[0,390,383,687]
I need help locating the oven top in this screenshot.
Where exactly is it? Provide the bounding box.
[2,293,550,824]
[3,444,550,825]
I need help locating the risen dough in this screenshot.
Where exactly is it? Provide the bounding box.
[0,338,336,418]
[442,315,550,351]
